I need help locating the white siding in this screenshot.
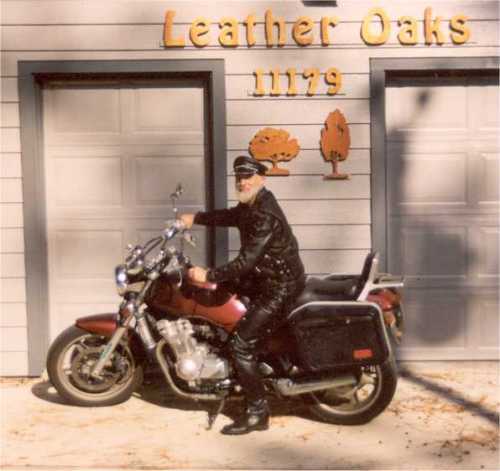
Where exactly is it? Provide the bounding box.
[1,130,27,373]
[0,0,498,374]
[1,154,22,178]
[1,1,498,23]
[4,22,496,50]
[1,77,19,102]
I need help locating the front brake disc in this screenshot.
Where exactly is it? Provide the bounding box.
[70,347,121,393]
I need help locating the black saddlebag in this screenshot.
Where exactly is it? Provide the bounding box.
[291,304,389,372]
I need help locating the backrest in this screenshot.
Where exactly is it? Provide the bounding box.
[353,251,378,299]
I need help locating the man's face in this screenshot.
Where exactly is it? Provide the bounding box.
[235,173,265,204]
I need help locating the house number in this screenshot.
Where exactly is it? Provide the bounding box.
[253,68,342,96]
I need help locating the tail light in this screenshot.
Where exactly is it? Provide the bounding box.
[353,348,373,360]
[368,289,404,343]
[367,288,401,311]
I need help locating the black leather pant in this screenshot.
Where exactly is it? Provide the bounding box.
[229,279,304,408]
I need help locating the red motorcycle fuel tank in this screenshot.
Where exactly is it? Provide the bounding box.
[146,278,247,332]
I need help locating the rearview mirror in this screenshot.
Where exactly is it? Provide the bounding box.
[170,183,183,218]
[170,183,183,201]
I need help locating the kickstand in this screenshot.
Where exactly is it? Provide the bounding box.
[206,398,226,431]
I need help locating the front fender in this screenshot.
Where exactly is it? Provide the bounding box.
[75,313,146,361]
[76,313,118,337]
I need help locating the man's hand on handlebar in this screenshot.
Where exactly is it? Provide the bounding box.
[188,266,208,283]
[180,214,195,229]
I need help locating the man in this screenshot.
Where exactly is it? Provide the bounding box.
[180,155,305,435]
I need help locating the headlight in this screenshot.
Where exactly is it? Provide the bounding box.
[115,264,129,295]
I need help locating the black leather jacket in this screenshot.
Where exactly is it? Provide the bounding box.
[194,188,305,287]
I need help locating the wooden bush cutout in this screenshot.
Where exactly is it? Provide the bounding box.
[320,109,351,180]
[249,127,300,176]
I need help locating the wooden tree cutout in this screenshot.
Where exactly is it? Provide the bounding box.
[320,109,351,180]
[249,127,300,176]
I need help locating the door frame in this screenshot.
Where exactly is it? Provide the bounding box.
[370,56,499,272]
[18,59,227,375]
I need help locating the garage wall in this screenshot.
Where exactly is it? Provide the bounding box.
[1,0,498,375]
[1,59,28,375]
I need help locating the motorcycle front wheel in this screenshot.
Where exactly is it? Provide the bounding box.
[47,326,143,407]
[305,357,398,425]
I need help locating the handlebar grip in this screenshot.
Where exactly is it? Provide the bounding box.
[189,280,218,291]
[163,219,186,240]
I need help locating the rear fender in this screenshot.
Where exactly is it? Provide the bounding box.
[75,313,146,361]
[367,289,401,311]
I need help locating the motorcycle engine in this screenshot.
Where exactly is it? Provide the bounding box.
[156,318,229,382]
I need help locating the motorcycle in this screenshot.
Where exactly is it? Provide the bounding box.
[47,184,404,427]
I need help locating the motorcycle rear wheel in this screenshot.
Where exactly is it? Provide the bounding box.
[305,357,397,425]
[47,326,143,407]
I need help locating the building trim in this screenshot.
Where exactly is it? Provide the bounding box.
[18,59,227,375]
[369,56,500,272]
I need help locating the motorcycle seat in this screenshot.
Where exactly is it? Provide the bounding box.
[293,277,358,309]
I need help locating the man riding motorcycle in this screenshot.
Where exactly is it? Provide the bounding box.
[181,155,305,435]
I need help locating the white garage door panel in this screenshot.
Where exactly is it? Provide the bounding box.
[386,82,468,140]
[473,84,499,131]
[387,74,499,359]
[43,80,207,338]
[52,157,123,206]
[131,87,204,133]
[135,156,205,206]
[401,226,468,280]
[478,300,500,349]
[47,144,206,158]
[53,280,117,304]
[393,153,467,205]
[47,88,122,136]
[121,133,205,146]
[403,291,467,349]
[53,231,124,277]
[477,227,499,278]
[479,153,500,204]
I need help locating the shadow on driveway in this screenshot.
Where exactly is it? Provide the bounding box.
[31,372,318,427]
[399,366,499,426]
[31,366,498,427]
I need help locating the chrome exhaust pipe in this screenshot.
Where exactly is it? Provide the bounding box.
[274,374,357,396]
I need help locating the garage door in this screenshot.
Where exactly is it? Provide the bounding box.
[386,72,499,360]
[42,79,208,339]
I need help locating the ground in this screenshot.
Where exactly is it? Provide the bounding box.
[0,361,498,470]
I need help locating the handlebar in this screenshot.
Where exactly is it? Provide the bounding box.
[116,183,215,296]
[123,218,192,274]
[162,219,186,240]
[119,182,197,281]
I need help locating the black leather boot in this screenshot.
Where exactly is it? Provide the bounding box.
[220,399,269,435]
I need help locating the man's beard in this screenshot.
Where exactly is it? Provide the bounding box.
[236,181,263,204]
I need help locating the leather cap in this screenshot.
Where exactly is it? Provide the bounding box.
[233,155,267,177]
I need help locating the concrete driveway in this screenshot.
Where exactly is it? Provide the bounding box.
[1,361,498,470]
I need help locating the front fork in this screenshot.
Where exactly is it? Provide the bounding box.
[90,316,133,379]
[91,282,156,379]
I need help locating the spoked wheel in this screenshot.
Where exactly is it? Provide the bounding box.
[47,326,143,406]
[305,358,398,425]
